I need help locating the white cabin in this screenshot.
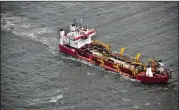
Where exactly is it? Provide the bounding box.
[59,23,96,49]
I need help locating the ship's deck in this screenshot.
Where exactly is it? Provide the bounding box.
[90,49,135,69]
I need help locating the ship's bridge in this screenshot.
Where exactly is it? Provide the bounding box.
[68,29,95,49]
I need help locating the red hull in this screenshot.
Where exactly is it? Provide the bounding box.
[136,72,169,83]
[59,44,169,84]
[59,44,76,56]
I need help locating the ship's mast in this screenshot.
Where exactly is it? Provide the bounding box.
[73,17,77,26]
[87,24,88,30]
[81,18,83,30]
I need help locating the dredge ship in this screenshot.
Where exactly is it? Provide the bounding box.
[59,19,173,84]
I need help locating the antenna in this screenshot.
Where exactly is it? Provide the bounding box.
[72,17,77,26]
[74,18,76,24]
[100,14,103,27]
[81,18,83,30]
[153,56,155,60]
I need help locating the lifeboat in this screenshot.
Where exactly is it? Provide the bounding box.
[58,18,173,84]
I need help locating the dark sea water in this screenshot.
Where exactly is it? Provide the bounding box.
[1,2,178,110]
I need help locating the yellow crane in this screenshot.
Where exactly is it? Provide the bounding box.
[119,47,125,56]
[135,53,141,62]
[92,40,111,52]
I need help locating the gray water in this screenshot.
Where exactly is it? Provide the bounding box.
[1,2,178,110]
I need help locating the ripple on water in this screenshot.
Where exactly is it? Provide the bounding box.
[49,95,63,103]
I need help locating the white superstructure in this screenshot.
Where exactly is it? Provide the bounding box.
[146,66,153,77]
[59,19,96,49]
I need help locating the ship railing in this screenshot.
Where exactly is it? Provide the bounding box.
[123,53,137,62]
[114,52,145,66]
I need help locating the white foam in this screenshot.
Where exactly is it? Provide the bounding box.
[119,90,128,93]
[122,98,130,102]
[60,2,76,7]
[87,72,96,76]
[145,102,150,106]
[36,27,54,35]
[1,15,29,31]
[132,105,139,109]
[1,13,58,55]
[122,75,139,83]
[21,24,30,28]
[62,56,93,67]
[51,90,60,95]
[27,98,44,105]
[49,95,63,103]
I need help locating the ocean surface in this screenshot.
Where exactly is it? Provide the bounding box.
[1,2,178,110]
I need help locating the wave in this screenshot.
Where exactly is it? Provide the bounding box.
[49,95,63,103]
[26,90,64,106]
[1,12,57,55]
[122,98,130,102]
